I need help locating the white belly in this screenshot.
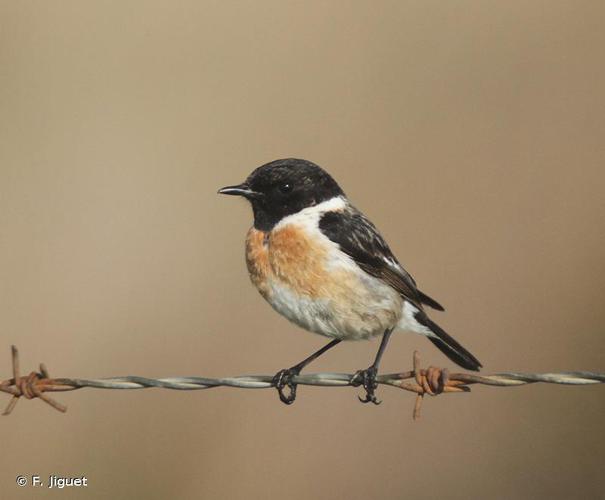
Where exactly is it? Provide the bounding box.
[265,269,403,340]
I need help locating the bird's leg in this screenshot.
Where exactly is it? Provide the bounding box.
[272,339,342,405]
[352,328,394,405]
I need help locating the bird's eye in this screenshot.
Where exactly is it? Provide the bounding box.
[279,183,293,194]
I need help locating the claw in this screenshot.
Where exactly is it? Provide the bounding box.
[352,366,381,405]
[272,368,299,405]
[358,394,382,405]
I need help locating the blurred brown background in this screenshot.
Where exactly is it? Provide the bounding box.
[1,1,604,499]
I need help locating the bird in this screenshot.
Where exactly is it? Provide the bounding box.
[218,158,481,404]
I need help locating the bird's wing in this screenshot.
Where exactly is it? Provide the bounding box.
[319,207,444,311]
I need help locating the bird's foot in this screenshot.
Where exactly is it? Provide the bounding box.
[272,367,300,405]
[352,366,381,405]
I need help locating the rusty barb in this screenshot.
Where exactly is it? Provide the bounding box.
[0,346,68,415]
[1,345,604,420]
[392,352,471,420]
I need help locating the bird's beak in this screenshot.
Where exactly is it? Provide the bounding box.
[217,183,261,199]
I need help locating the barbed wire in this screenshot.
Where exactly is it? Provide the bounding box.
[1,346,603,420]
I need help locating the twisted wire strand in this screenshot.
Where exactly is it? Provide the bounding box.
[49,370,605,391]
[1,346,603,419]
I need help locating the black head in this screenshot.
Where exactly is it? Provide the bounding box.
[218,158,345,231]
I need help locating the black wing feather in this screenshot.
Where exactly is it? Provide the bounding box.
[319,208,443,311]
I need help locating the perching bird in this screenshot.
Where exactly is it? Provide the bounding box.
[219,158,481,404]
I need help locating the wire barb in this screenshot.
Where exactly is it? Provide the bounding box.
[0,346,67,415]
[394,352,469,419]
[1,346,603,419]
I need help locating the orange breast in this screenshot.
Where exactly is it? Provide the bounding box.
[245,228,272,298]
[245,225,330,298]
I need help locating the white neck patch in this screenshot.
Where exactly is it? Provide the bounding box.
[273,196,347,231]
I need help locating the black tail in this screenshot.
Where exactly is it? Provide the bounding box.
[417,290,445,311]
[417,314,482,371]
